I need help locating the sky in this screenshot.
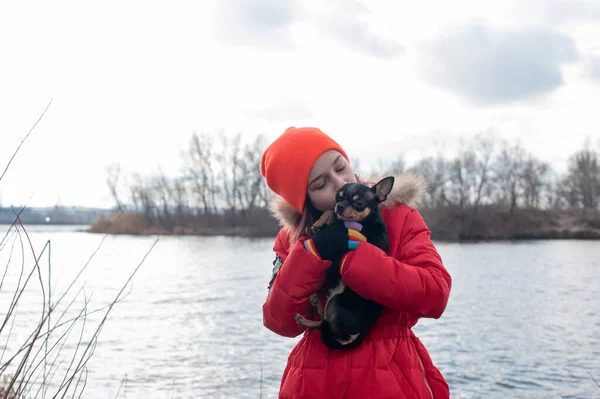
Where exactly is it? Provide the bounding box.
[1,0,599,208]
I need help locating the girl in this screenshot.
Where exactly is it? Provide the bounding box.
[260,127,452,399]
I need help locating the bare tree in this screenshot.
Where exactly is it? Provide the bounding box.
[376,154,405,174]
[471,133,496,215]
[129,173,155,223]
[521,156,550,209]
[106,163,124,210]
[153,169,174,229]
[447,150,477,209]
[238,135,268,213]
[492,140,527,213]
[185,132,217,215]
[565,147,600,210]
[172,178,189,226]
[97,128,600,240]
[409,154,448,208]
[217,131,243,217]
[128,173,142,211]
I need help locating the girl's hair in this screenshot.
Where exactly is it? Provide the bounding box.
[288,173,364,246]
[288,196,321,245]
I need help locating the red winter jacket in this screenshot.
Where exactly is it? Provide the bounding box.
[263,174,452,399]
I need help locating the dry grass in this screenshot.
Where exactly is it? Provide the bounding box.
[0,102,157,398]
[88,206,600,242]
[0,210,159,398]
[419,206,600,241]
[87,209,280,238]
[0,375,18,399]
[87,212,148,235]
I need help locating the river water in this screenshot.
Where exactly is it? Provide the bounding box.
[0,225,598,398]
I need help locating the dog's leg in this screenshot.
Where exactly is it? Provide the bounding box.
[295,313,322,329]
[336,333,361,345]
[310,293,324,320]
[323,281,346,319]
[327,281,346,298]
[309,210,336,234]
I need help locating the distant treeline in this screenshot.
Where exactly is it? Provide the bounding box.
[92,132,277,236]
[89,131,600,241]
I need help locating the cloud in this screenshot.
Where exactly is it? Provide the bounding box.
[317,1,404,59]
[214,0,403,58]
[215,0,297,49]
[418,24,578,104]
[586,56,600,81]
[243,99,313,122]
[540,0,600,25]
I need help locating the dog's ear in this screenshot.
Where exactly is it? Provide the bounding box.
[371,176,395,202]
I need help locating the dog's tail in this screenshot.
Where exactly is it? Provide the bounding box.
[295,313,366,350]
[319,321,364,350]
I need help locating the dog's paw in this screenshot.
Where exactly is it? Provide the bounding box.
[309,210,336,235]
[309,224,324,235]
[295,313,322,330]
[295,313,308,328]
[309,293,320,308]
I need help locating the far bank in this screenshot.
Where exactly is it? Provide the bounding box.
[86,207,600,242]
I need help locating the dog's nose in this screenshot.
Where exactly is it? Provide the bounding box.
[335,203,345,213]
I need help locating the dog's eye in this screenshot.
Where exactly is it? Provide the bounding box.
[353,199,365,209]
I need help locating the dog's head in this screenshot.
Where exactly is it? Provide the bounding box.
[333,176,395,222]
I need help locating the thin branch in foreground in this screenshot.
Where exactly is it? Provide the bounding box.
[0,231,18,302]
[0,226,26,337]
[57,290,89,396]
[0,284,132,377]
[0,295,20,367]
[2,208,128,372]
[27,295,91,399]
[590,371,600,389]
[0,195,36,250]
[52,208,126,310]
[1,205,155,398]
[55,237,160,397]
[7,215,48,397]
[0,97,53,183]
[72,366,88,399]
[113,374,128,399]
[45,231,53,399]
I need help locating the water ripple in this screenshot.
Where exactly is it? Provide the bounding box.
[3,231,599,398]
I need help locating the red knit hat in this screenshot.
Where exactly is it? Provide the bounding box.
[260,127,349,212]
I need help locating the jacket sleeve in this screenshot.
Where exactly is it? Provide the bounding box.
[262,229,331,337]
[339,208,451,319]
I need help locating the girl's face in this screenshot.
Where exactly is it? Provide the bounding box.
[306,150,356,212]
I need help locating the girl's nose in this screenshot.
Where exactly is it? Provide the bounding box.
[333,175,345,192]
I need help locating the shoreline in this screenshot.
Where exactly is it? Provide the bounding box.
[83,226,600,242]
[83,207,600,242]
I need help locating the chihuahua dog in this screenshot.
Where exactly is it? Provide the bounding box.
[295,176,395,350]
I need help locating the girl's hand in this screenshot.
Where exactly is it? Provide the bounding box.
[308,220,349,261]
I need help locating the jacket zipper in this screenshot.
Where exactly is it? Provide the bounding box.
[417,355,434,399]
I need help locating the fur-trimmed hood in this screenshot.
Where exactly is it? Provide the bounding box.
[268,172,428,231]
